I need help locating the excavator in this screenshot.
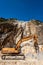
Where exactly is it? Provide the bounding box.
[1,26,39,60]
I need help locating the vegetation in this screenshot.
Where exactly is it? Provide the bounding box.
[31,20,41,25]
[0,17,17,22]
[0,17,8,22]
[9,18,17,20]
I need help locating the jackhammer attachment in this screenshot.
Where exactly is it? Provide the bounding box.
[1,53,25,60]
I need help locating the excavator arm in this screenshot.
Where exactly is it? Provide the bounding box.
[16,35,33,49]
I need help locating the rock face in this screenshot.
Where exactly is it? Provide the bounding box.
[14,20,43,53]
[0,19,43,65]
[16,20,43,45]
[36,25,43,45]
[0,19,43,48]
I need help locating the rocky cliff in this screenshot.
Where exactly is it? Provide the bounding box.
[0,18,43,65]
[0,18,43,45]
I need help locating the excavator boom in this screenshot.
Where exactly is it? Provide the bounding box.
[16,35,33,49]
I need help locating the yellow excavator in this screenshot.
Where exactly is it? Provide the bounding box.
[1,27,39,60]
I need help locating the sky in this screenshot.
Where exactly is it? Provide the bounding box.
[0,0,43,21]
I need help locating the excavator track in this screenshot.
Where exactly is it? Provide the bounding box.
[1,54,25,60]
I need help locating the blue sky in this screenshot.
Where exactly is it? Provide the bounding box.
[0,0,43,21]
